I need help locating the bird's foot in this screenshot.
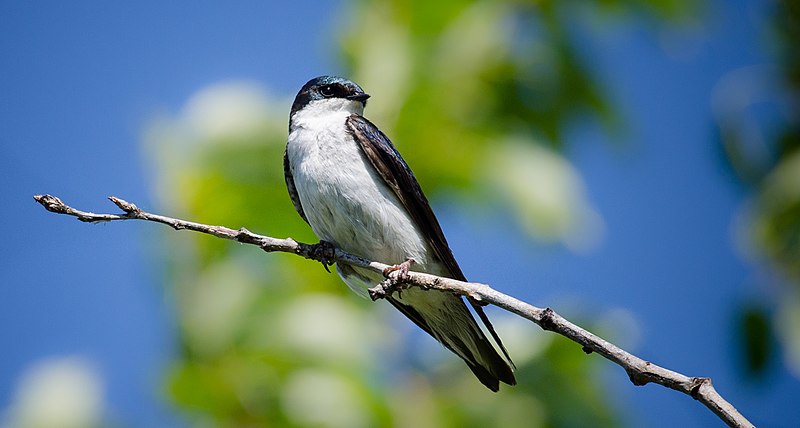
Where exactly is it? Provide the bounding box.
[383,257,416,282]
[369,258,416,301]
[309,240,336,272]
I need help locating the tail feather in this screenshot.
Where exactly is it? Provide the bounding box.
[387,289,516,391]
[470,300,516,371]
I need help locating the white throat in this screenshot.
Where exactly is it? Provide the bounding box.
[290,98,365,130]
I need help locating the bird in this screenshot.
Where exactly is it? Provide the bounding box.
[284,75,515,391]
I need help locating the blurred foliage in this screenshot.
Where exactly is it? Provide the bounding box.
[735,303,775,378]
[715,0,800,378]
[143,0,704,426]
[338,0,699,248]
[2,358,104,428]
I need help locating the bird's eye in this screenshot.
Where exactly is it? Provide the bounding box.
[319,85,335,97]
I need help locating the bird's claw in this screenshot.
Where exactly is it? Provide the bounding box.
[309,240,336,272]
[382,257,415,282]
[369,258,416,300]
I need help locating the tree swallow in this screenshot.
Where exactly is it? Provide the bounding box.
[284,76,515,391]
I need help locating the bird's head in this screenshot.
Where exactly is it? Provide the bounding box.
[290,76,370,120]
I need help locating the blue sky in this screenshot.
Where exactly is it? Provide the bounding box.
[2,1,797,427]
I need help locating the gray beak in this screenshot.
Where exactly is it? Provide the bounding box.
[347,92,371,102]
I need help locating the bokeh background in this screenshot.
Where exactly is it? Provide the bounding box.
[2,0,799,426]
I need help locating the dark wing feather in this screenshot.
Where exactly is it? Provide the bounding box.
[284,148,308,224]
[345,114,513,368]
[345,115,463,279]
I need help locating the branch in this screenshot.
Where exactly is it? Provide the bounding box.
[33,194,753,428]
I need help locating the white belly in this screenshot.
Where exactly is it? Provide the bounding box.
[286,111,433,294]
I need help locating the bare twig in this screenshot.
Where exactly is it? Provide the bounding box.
[33,194,754,428]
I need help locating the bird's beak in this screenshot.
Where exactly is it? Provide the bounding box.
[347,92,371,102]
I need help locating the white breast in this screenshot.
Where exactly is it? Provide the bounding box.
[286,100,431,280]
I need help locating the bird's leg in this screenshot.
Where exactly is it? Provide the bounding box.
[369,257,416,301]
[308,240,336,272]
[383,257,416,282]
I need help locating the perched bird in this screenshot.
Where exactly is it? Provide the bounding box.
[284,76,515,391]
